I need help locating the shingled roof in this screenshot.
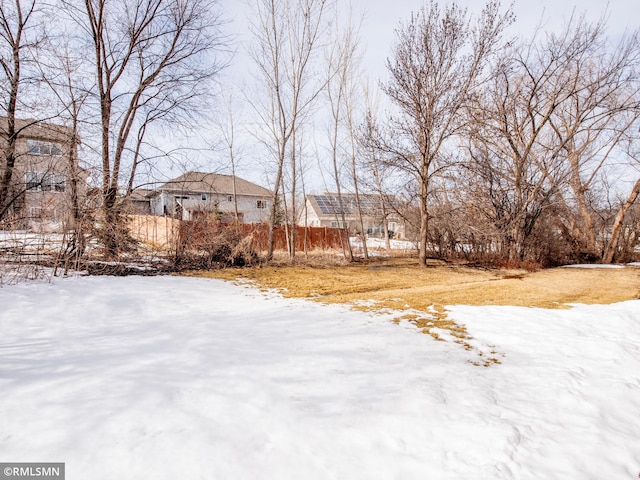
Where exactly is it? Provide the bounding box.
[158,171,271,197]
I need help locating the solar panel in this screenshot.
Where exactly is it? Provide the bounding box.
[315,195,354,215]
[312,194,393,216]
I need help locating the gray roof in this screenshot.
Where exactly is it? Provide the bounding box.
[158,171,271,197]
[128,188,155,201]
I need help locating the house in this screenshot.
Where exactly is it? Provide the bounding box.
[303,193,406,239]
[0,117,84,230]
[125,188,155,215]
[148,171,272,223]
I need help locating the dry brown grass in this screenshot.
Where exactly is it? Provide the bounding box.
[187,258,640,365]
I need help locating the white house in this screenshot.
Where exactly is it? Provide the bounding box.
[149,171,272,223]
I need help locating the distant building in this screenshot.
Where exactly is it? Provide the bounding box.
[148,171,272,223]
[303,193,406,239]
[0,117,85,230]
[125,188,154,215]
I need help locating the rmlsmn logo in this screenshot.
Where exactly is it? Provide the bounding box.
[0,463,64,480]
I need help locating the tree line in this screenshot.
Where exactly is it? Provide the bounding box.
[374,2,640,266]
[1,0,638,267]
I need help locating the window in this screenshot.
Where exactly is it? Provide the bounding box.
[201,193,207,201]
[331,220,348,228]
[26,172,40,190]
[25,172,66,192]
[256,200,267,209]
[27,139,63,156]
[367,225,383,235]
[46,174,66,192]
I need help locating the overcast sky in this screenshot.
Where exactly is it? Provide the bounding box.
[205,0,639,190]
[223,0,638,84]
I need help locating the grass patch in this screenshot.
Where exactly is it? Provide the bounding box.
[187,257,640,365]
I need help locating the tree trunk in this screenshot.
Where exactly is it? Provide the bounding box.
[603,178,640,263]
[567,150,598,256]
[418,178,429,266]
[267,150,285,261]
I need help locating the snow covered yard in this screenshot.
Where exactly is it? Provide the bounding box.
[0,275,639,479]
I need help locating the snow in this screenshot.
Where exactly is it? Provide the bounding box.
[562,263,626,269]
[1,276,639,479]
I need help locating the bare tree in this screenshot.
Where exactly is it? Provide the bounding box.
[359,94,396,251]
[214,91,245,222]
[465,54,566,263]
[603,131,640,263]
[37,41,92,268]
[382,0,513,266]
[603,178,640,263]
[248,0,331,261]
[340,16,368,259]
[464,14,640,264]
[325,5,362,260]
[0,0,44,222]
[546,20,640,259]
[63,0,225,257]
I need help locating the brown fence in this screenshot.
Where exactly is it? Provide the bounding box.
[248,224,349,251]
[179,221,348,252]
[128,215,349,253]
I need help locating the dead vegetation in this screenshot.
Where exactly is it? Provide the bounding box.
[190,257,640,366]
[195,257,640,308]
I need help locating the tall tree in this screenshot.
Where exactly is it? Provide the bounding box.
[37,41,91,264]
[0,0,43,221]
[325,4,362,260]
[382,0,513,266]
[546,19,640,259]
[64,0,224,256]
[248,0,331,261]
[464,15,640,263]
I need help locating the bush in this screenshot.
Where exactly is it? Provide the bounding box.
[174,217,258,270]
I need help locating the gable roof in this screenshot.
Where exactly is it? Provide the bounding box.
[158,171,271,197]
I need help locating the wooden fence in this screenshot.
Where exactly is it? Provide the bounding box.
[128,214,348,252]
[179,221,348,252]
[239,224,349,252]
[128,215,180,249]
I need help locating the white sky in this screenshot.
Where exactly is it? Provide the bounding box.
[224,0,639,83]
[370,1,635,76]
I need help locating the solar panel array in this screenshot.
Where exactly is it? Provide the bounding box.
[312,194,386,216]
[314,195,351,214]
